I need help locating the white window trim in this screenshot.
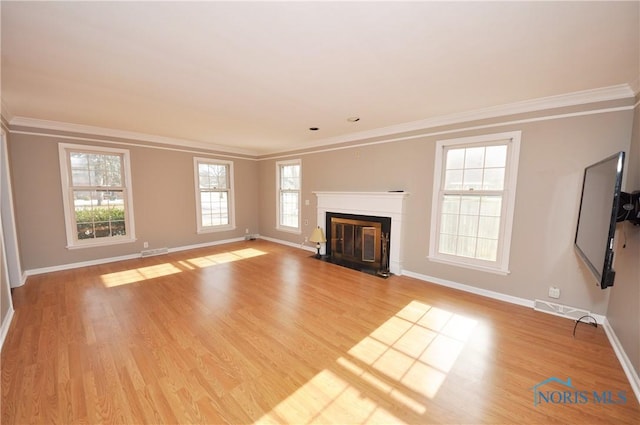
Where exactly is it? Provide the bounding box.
[276,158,302,234]
[428,131,521,275]
[194,157,236,234]
[58,143,136,249]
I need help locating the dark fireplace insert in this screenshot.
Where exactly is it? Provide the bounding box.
[324,212,391,276]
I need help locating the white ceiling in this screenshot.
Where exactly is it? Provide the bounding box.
[2,1,639,155]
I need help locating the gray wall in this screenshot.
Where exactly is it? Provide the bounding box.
[259,100,634,316]
[607,97,640,375]
[8,132,259,271]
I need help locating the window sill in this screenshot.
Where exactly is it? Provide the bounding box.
[276,226,302,235]
[67,237,137,250]
[427,255,510,276]
[197,225,236,234]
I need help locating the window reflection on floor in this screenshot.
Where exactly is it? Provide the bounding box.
[257,300,478,424]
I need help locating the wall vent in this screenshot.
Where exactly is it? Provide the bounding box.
[140,247,169,258]
[533,299,591,321]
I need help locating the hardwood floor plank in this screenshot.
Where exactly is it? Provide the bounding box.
[2,240,639,424]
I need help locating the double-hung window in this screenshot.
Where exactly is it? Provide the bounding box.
[58,143,136,249]
[276,159,301,233]
[429,131,521,274]
[194,158,235,233]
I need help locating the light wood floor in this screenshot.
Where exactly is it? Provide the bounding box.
[2,240,638,424]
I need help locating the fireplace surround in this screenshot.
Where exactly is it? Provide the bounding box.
[314,191,409,275]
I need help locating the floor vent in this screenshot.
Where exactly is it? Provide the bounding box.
[140,247,169,258]
[533,299,591,321]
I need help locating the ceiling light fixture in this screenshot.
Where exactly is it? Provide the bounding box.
[309,127,319,131]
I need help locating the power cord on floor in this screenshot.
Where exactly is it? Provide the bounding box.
[573,314,598,337]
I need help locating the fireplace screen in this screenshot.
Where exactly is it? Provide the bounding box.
[331,217,382,266]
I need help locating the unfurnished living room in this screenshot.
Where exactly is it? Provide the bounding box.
[1,2,640,424]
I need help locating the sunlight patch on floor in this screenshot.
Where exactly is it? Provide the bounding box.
[186,248,266,268]
[255,300,478,424]
[100,248,267,287]
[100,263,182,287]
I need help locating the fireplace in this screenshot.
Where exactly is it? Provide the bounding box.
[314,191,409,276]
[325,212,391,274]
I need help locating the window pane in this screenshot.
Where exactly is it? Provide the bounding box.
[438,194,501,262]
[71,153,91,186]
[280,191,299,227]
[439,233,457,255]
[200,191,229,226]
[73,190,126,240]
[482,168,505,190]
[446,148,465,169]
[462,169,483,190]
[476,238,498,261]
[70,152,122,187]
[456,236,477,258]
[464,147,485,168]
[444,170,463,190]
[281,165,300,190]
[440,213,458,234]
[442,195,460,214]
[199,164,228,189]
[485,145,507,168]
[459,215,478,237]
[460,196,480,215]
[480,196,502,216]
[478,216,500,239]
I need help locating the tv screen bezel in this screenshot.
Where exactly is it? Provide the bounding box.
[574,151,625,289]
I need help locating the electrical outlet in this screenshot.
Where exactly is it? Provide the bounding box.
[304,219,309,226]
[304,236,308,243]
[143,242,149,249]
[245,228,249,234]
[548,286,560,299]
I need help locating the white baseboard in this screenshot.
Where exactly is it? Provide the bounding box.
[23,236,248,278]
[0,306,14,351]
[401,269,534,308]
[603,318,640,404]
[24,253,141,278]
[259,235,317,253]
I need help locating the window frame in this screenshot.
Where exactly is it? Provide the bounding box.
[428,131,521,274]
[194,157,235,234]
[58,143,136,249]
[276,159,302,234]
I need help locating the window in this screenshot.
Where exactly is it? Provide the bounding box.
[58,143,136,248]
[429,131,521,274]
[277,159,301,233]
[194,158,235,233]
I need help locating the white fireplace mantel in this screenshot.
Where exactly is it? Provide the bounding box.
[313,191,409,275]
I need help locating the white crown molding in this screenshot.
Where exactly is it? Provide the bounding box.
[8,116,258,157]
[6,84,635,158]
[265,84,636,155]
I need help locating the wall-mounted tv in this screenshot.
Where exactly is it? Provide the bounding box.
[574,152,625,289]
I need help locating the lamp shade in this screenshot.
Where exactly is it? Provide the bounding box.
[309,227,326,243]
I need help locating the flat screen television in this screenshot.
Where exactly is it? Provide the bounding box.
[574,151,625,289]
